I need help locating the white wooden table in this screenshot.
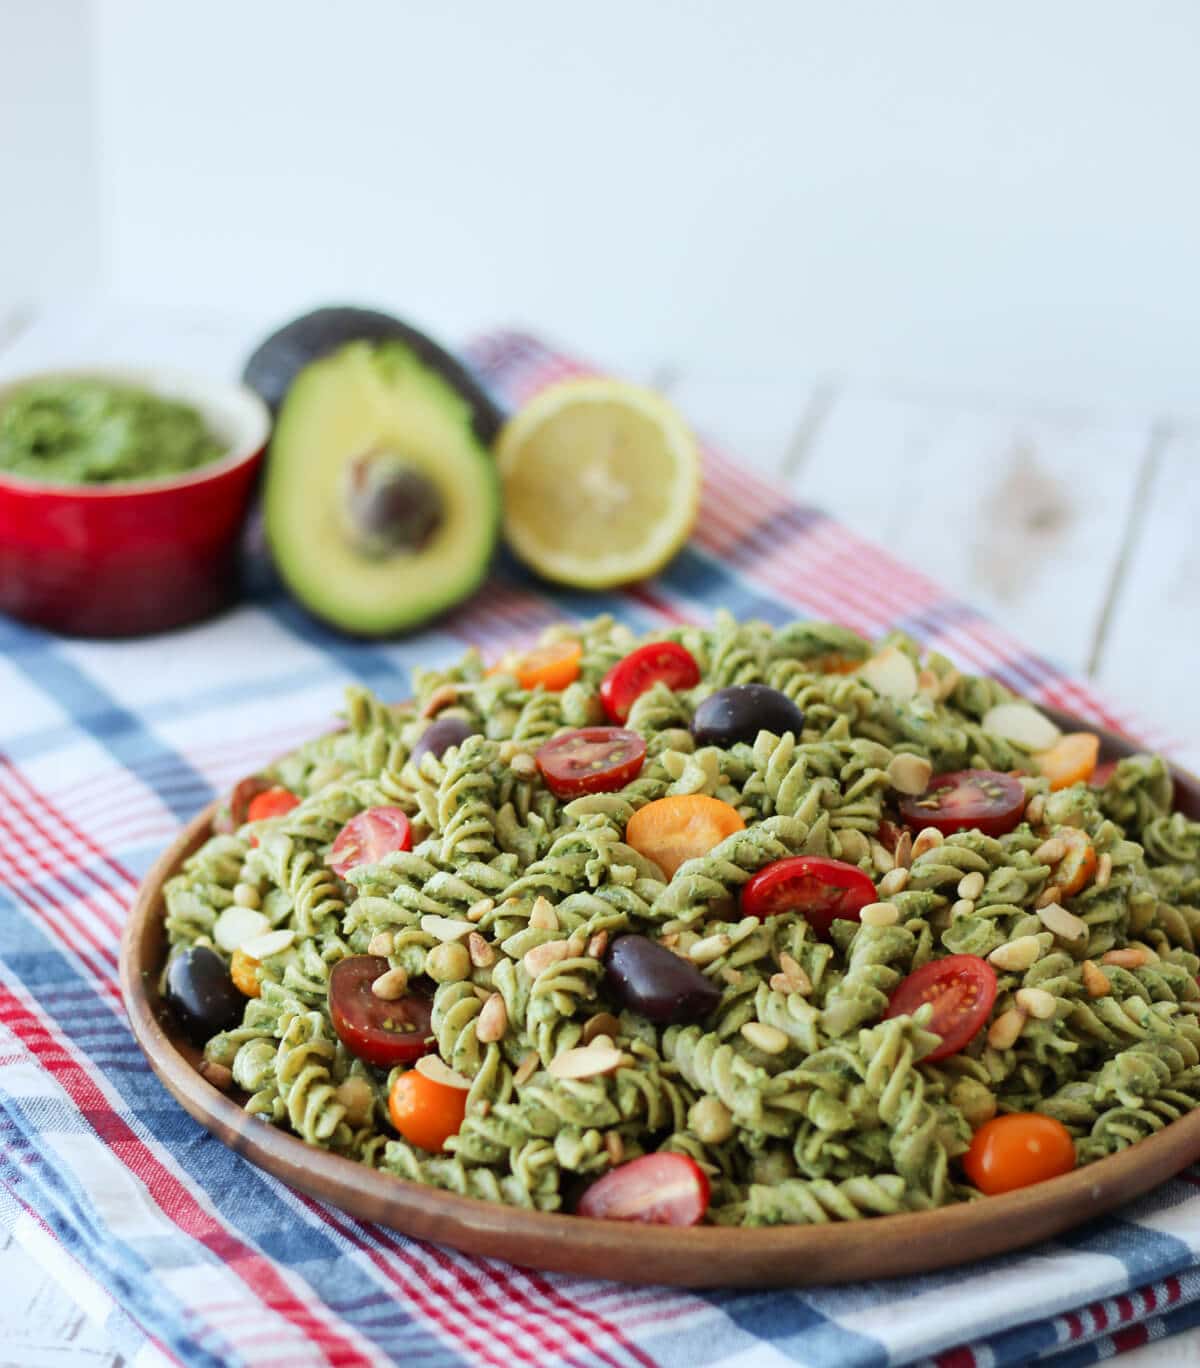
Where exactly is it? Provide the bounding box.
[1,306,1196,1366]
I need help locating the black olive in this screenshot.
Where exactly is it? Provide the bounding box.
[604,934,721,1025]
[411,715,477,766]
[341,451,444,557]
[165,945,245,1045]
[690,684,805,749]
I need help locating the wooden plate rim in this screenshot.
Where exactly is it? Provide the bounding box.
[119,707,1200,1287]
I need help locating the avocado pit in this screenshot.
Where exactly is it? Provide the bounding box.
[341,449,445,557]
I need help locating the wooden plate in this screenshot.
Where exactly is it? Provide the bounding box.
[120,709,1200,1287]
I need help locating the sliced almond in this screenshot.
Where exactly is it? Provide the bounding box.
[982,702,1062,752]
[420,914,474,942]
[528,896,558,931]
[859,646,919,703]
[987,935,1042,972]
[415,1055,471,1090]
[582,1012,621,1044]
[239,928,295,961]
[1037,901,1088,942]
[1081,959,1111,998]
[213,904,270,953]
[371,966,409,1000]
[548,1045,626,1080]
[1015,986,1057,1020]
[987,1007,1027,1050]
[513,1052,540,1087]
[523,940,571,978]
[475,992,508,1043]
[887,753,933,796]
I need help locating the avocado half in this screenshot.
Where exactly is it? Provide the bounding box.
[263,340,501,636]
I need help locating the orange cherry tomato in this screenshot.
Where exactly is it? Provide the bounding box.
[514,641,583,692]
[625,795,746,878]
[1035,732,1101,791]
[1055,828,1098,895]
[388,1069,468,1152]
[963,1113,1076,1195]
[809,652,864,675]
[246,787,300,822]
[230,947,261,998]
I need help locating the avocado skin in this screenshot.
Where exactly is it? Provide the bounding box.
[242,305,505,445]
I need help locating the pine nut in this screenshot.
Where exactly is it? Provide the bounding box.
[372,967,409,1000]
[367,930,395,957]
[1082,959,1111,998]
[467,932,495,968]
[894,829,913,870]
[548,1046,627,1080]
[605,1131,625,1165]
[476,993,508,1043]
[689,1096,734,1144]
[587,931,609,959]
[1095,853,1113,890]
[582,1012,621,1044]
[528,896,558,930]
[415,1055,471,1089]
[778,953,812,992]
[1015,986,1057,1020]
[472,984,492,1001]
[510,752,537,778]
[860,901,900,927]
[987,936,1042,972]
[951,898,976,919]
[1035,884,1063,909]
[987,1008,1027,1050]
[958,871,986,901]
[1101,947,1149,969]
[513,1052,539,1087]
[565,930,587,957]
[871,841,895,874]
[1037,901,1088,942]
[741,1022,790,1054]
[912,827,945,860]
[233,882,261,909]
[1034,838,1067,864]
[523,940,571,978]
[688,933,732,965]
[887,753,933,796]
[1025,794,1046,826]
[879,868,910,897]
[467,898,495,923]
[420,914,474,942]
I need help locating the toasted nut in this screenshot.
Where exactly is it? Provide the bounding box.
[1015,986,1057,1020]
[950,898,976,919]
[523,940,571,977]
[419,684,461,718]
[778,953,812,995]
[529,896,558,931]
[467,897,495,923]
[987,935,1043,972]
[769,973,797,993]
[589,1033,616,1051]
[233,882,261,909]
[565,930,587,957]
[871,841,895,874]
[894,829,913,870]
[860,901,900,928]
[1025,794,1046,826]
[240,928,295,960]
[467,932,495,968]
[987,1008,1027,1050]
[367,930,396,958]
[1082,959,1111,997]
[415,1055,471,1089]
[371,967,409,1000]
[334,1076,375,1126]
[688,933,733,965]
[510,752,537,778]
[199,1059,234,1092]
[837,829,871,863]
[1095,852,1113,891]
[689,1096,734,1145]
[476,993,508,1043]
[740,1021,790,1054]
[474,1098,492,1118]
[887,753,933,796]
[720,966,744,984]
[472,984,492,1001]
[1035,884,1063,909]
[1101,947,1149,969]
[912,827,945,860]
[582,1012,621,1044]
[513,1052,539,1087]
[879,868,910,897]
[1034,837,1067,865]
[605,1131,625,1165]
[1037,901,1088,942]
[548,1045,627,1080]
[957,871,986,901]
[420,914,474,942]
[587,931,609,959]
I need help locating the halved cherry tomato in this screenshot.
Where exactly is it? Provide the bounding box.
[536,727,647,798]
[740,856,877,939]
[388,1068,468,1152]
[898,770,1025,838]
[599,642,701,723]
[884,954,998,1061]
[577,1152,710,1225]
[246,786,301,823]
[514,640,583,692]
[328,806,412,877]
[809,652,865,675]
[328,955,435,1067]
[625,795,746,878]
[1055,828,1098,895]
[1035,732,1100,791]
[230,946,261,998]
[962,1113,1076,1195]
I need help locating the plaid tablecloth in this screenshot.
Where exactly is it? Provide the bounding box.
[3,330,1200,1368]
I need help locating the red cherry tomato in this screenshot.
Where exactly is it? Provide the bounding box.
[328,955,435,1067]
[599,642,701,724]
[213,774,271,833]
[388,1069,468,1152]
[739,856,877,939]
[884,954,997,1061]
[898,769,1026,837]
[246,786,301,823]
[535,727,647,798]
[577,1152,710,1225]
[963,1113,1076,1195]
[328,806,412,877]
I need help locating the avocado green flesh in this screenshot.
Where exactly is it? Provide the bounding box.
[264,342,499,635]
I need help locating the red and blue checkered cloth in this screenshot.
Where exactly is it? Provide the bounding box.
[2,330,1199,1368]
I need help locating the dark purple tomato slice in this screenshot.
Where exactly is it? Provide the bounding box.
[576,1153,710,1225]
[328,806,412,877]
[884,954,997,1061]
[898,769,1026,837]
[535,727,647,799]
[328,955,435,1067]
[739,855,877,939]
[599,643,701,724]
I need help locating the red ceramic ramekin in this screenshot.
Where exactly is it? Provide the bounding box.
[0,367,271,637]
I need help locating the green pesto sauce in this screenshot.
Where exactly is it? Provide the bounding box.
[0,378,225,485]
